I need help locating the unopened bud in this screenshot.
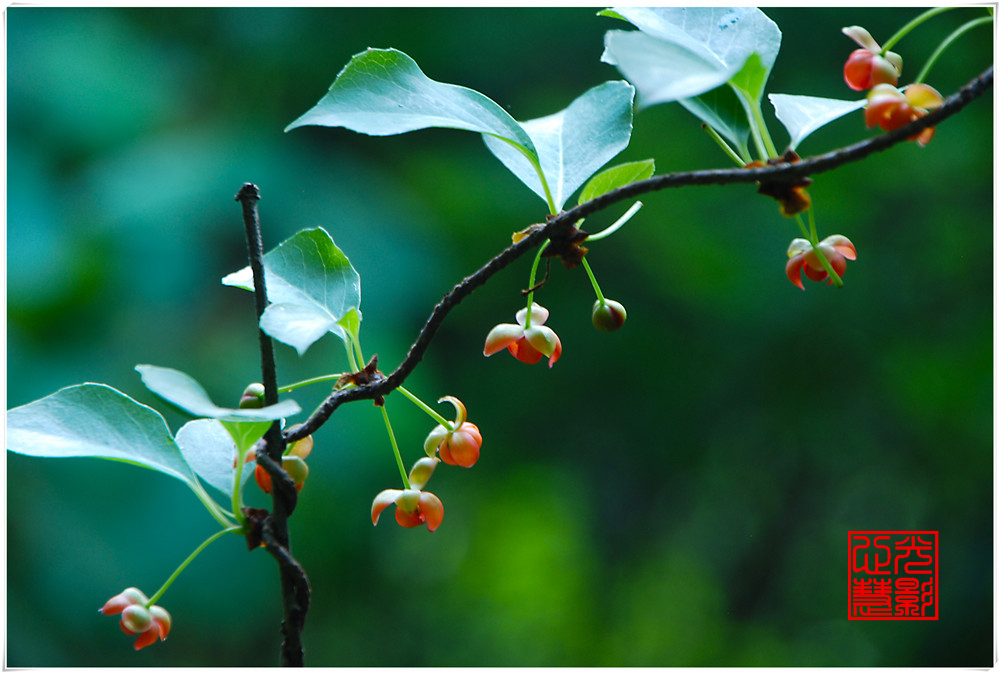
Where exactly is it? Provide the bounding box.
[239,383,266,409]
[592,299,627,332]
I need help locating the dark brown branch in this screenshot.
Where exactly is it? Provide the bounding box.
[235,183,309,667]
[283,64,993,445]
[570,66,993,222]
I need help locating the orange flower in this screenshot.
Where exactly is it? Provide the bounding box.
[424,396,482,468]
[371,488,444,532]
[865,83,944,146]
[785,235,857,290]
[371,457,444,531]
[842,26,902,91]
[484,304,562,367]
[100,588,171,651]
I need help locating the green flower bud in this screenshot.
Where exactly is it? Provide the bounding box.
[239,383,266,409]
[592,299,627,332]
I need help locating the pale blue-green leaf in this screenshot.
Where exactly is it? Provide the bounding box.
[7,383,197,486]
[176,419,257,498]
[135,364,301,422]
[482,81,634,210]
[222,227,361,354]
[679,86,752,159]
[260,303,340,356]
[769,93,867,151]
[577,159,654,206]
[285,47,536,161]
[601,7,781,106]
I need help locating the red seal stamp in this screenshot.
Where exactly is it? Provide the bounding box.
[848,531,938,620]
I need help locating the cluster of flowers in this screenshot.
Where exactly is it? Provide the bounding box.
[371,297,628,530]
[371,396,482,532]
[843,25,944,146]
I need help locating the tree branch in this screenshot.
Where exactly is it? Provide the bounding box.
[569,65,993,222]
[235,183,310,667]
[284,65,993,443]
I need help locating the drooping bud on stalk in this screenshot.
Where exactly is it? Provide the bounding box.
[592,299,627,332]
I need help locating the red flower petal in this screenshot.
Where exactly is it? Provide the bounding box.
[443,423,481,468]
[509,337,544,364]
[785,255,806,290]
[133,628,160,651]
[394,507,424,528]
[844,49,875,91]
[418,492,444,532]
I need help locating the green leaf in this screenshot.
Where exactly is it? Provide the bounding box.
[577,159,654,205]
[7,383,197,486]
[337,307,362,344]
[219,420,272,455]
[222,227,361,355]
[601,7,781,106]
[176,419,258,498]
[678,86,752,160]
[285,47,537,162]
[769,93,867,151]
[482,81,635,210]
[136,364,301,421]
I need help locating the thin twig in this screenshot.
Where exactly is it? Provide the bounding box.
[235,183,309,667]
[284,65,992,444]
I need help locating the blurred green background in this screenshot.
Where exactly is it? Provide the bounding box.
[6,6,993,667]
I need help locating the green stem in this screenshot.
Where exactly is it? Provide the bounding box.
[523,240,550,329]
[348,331,366,373]
[498,136,558,215]
[881,7,957,53]
[702,123,748,166]
[914,15,993,84]
[397,386,455,431]
[581,257,606,304]
[188,481,236,529]
[232,459,246,526]
[587,201,643,243]
[749,97,779,159]
[146,526,241,607]
[380,404,410,490]
[278,373,344,394]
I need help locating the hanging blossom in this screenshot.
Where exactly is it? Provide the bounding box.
[484,304,562,367]
[424,396,482,468]
[371,457,444,532]
[865,83,944,146]
[786,235,857,290]
[100,588,171,651]
[842,25,902,91]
